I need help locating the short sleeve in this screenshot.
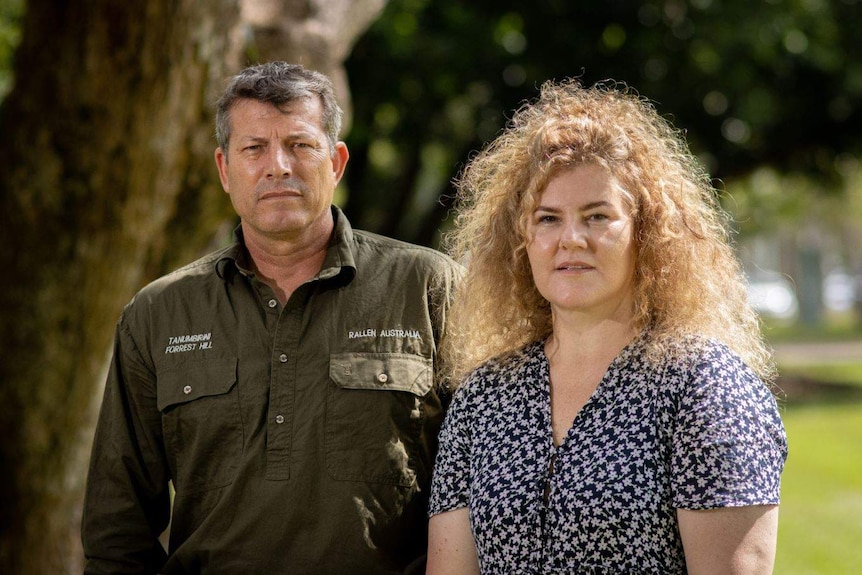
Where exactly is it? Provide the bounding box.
[428,380,474,516]
[671,345,788,509]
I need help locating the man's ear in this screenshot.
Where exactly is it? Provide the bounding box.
[331,142,349,185]
[215,147,230,193]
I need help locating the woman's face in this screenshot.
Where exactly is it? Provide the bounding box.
[526,164,636,320]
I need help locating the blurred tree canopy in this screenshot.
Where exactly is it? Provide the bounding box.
[342,0,862,246]
[0,0,21,97]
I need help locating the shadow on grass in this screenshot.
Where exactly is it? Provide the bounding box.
[777,374,862,406]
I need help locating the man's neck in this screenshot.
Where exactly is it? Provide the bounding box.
[241,216,334,304]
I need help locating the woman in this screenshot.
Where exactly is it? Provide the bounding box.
[427,79,788,574]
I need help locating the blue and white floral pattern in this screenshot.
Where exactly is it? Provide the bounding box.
[429,336,788,574]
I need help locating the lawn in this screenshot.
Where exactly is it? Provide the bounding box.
[774,400,862,574]
[764,314,862,573]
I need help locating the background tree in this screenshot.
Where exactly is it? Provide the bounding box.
[343,0,862,245]
[0,0,385,573]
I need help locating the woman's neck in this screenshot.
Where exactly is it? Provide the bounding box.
[546,309,637,364]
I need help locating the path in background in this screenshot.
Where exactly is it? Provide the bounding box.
[770,338,862,401]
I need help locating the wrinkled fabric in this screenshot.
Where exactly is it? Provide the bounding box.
[430,336,787,574]
[83,207,461,574]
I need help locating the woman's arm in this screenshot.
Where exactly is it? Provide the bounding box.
[426,508,480,575]
[678,505,779,574]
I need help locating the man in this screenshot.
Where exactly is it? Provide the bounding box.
[82,62,460,574]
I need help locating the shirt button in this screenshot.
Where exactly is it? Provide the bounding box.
[275,415,285,424]
[268,299,278,308]
[279,353,288,363]
[183,385,192,395]
[377,373,389,384]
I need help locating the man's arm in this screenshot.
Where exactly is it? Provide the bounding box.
[678,505,779,575]
[82,319,171,574]
[426,508,480,575]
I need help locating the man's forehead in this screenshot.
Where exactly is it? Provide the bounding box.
[230,97,323,134]
[233,95,320,117]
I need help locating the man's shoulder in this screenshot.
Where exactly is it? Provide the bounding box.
[130,244,234,304]
[351,229,459,270]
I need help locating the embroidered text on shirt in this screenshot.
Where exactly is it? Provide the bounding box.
[165,332,213,354]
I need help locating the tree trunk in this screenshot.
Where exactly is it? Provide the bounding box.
[239,0,388,132]
[0,2,241,571]
[0,0,385,572]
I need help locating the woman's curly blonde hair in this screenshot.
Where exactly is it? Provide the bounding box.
[441,78,774,387]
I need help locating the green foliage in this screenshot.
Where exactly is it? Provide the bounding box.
[0,0,23,100]
[344,0,862,245]
[777,402,862,573]
[723,155,862,248]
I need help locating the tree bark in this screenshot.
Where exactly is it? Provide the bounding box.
[239,0,388,132]
[0,0,384,572]
[0,2,241,572]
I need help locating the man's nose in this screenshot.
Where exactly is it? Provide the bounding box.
[267,146,292,178]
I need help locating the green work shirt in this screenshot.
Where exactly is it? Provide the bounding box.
[82,207,461,574]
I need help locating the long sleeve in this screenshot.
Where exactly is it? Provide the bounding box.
[82,314,171,575]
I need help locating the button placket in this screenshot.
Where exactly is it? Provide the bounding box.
[264,294,305,481]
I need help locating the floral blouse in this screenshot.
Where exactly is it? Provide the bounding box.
[429,336,788,574]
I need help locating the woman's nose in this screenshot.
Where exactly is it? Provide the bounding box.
[559,222,588,249]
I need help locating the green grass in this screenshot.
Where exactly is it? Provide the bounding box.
[762,312,861,343]
[758,315,862,572]
[775,401,862,574]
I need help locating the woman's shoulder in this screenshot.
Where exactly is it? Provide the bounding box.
[458,340,546,395]
[641,334,772,410]
[646,333,746,371]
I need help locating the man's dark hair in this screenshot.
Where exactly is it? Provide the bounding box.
[215,62,343,157]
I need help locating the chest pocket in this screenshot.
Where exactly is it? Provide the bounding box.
[157,357,241,494]
[326,352,433,485]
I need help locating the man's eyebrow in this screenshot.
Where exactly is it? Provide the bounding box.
[240,132,319,141]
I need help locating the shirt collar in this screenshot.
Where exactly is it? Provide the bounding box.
[214,206,357,286]
[318,205,357,284]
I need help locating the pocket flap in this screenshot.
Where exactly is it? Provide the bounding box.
[329,352,432,396]
[157,357,238,411]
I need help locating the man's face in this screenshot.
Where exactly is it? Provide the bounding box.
[215,97,348,243]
